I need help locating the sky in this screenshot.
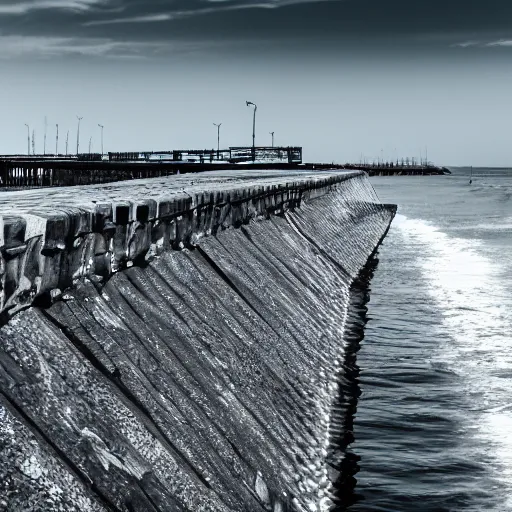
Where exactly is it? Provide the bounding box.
[1,0,511,166]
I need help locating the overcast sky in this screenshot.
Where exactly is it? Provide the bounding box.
[1,0,511,166]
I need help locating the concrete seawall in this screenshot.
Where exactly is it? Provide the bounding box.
[0,170,363,320]
[0,170,396,511]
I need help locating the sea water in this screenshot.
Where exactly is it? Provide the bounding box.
[343,169,512,511]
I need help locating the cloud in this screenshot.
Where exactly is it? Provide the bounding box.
[83,13,173,26]
[452,41,481,48]
[486,39,512,47]
[452,39,512,48]
[0,0,104,15]
[0,35,146,58]
[0,34,235,60]
[82,0,336,26]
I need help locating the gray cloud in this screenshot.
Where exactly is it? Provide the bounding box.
[0,34,178,59]
[452,38,512,48]
[487,39,512,46]
[0,0,104,14]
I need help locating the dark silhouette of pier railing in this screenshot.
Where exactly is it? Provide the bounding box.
[0,147,450,190]
[0,154,77,161]
[341,162,450,176]
[0,146,303,189]
[306,162,450,176]
[107,146,302,164]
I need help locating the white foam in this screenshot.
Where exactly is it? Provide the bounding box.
[397,215,512,509]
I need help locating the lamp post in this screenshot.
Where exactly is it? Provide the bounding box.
[269,131,274,147]
[44,116,47,156]
[98,124,104,155]
[66,131,69,156]
[24,124,30,155]
[56,124,59,155]
[89,137,92,154]
[246,101,257,161]
[213,122,222,160]
[76,116,83,155]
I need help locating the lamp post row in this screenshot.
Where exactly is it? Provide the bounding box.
[24,102,268,157]
[23,118,105,156]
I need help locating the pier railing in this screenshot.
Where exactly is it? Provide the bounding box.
[107,146,303,164]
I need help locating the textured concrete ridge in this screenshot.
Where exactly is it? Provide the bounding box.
[0,169,362,319]
[0,170,396,512]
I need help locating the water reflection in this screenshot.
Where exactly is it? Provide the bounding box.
[328,256,379,510]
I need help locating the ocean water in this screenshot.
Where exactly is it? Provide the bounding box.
[343,168,512,511]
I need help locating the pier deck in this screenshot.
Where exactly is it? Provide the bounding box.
[0,158,449,190]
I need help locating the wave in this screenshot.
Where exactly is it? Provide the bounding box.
[450,221,512,232]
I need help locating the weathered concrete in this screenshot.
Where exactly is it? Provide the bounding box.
[0,169,396,512]
[0,170,364,320]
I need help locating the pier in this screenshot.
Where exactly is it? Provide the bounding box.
[310,162,450,176]
[0,147,449,190]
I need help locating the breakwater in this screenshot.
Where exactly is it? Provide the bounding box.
[0,170,396,511]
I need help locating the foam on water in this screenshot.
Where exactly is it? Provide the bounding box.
[450,218,512,232]
[396,213,512,510]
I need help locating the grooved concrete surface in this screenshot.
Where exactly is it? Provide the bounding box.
[0,169,357,219]
[0,169,361,319]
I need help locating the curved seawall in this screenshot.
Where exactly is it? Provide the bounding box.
[0,170,395,512]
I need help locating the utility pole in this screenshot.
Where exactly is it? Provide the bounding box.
[44,116,47,155]
[66,131,69,156]
[269,131,274,147]
[76,116,83,155]
[98,124,104,155]
[246,101,257,161]
[31,130,35,155]
[213,123,222,160]
[56,124,59,155]
[24,124,30,155]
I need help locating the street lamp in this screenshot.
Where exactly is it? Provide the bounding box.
[76,116,83,155]
[269,131,274,148]
[89,137,92,154]
[246,101,257,161]
[44,116,47,156]
[213,123,222,160]
[98,124,104,155]
[56,124,59,155]
[24,124,30,155]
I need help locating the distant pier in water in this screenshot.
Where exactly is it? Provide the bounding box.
[307,162,451,176]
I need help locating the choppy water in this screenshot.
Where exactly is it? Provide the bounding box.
[342,168,512,511]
